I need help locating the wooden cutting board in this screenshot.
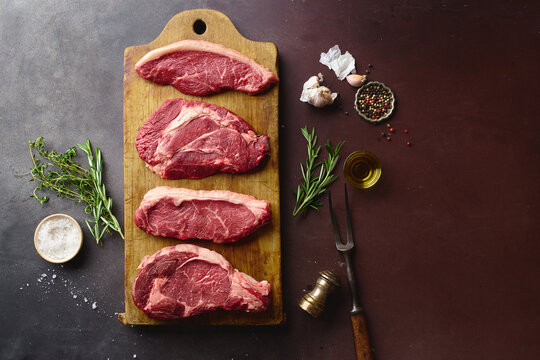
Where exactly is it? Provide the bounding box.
[119,9,282,325]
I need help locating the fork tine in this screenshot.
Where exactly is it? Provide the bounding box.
[344,184,355,246]
[328,190,342,246]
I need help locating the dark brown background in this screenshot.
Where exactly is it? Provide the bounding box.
[1,1,539,359]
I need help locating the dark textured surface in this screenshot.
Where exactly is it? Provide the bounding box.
[1,1,539,359]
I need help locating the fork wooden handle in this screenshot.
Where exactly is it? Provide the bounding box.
[351,312,374,360]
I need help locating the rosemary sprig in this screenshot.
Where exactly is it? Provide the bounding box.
[293,127,344,216]
[28,137,124,245]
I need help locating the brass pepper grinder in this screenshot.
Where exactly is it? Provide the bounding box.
[299,270,340,318]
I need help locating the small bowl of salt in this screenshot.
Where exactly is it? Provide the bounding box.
[34,214,83,263]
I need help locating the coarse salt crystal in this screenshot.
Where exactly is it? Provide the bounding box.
[35,216,80,261]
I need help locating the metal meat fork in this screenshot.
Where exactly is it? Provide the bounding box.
[328,185,374,360]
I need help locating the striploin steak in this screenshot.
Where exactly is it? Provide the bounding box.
[134,186,271,243]
[135,98,269,179]
[132,244,271,319]
[135,40,279,96]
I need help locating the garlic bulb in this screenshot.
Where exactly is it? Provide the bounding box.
[300,75,338,108]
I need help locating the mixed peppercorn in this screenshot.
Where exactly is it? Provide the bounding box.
[355,82,394,123]
[379,124,412,146]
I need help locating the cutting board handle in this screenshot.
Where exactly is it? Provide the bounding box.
[153,9,244,46]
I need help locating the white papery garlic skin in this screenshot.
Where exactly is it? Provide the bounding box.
[300,75,338,108]
[320,45,356,80]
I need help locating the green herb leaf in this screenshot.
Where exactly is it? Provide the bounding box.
[28,137,124,245]
[292,127,344,216]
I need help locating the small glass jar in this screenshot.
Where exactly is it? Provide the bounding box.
[343,151,382,189]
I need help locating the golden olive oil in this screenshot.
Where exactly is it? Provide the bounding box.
[343,151,381,189]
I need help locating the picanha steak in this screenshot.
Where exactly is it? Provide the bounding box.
[135,39,279,96]
[134,186,271,243]
[135,98,269,179]
[132,244,271,319]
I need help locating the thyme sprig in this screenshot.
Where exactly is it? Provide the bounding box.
[28,137,124,245]
[293,127,344,216]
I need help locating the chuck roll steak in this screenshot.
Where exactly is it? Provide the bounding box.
[135,40,278,96]
[135,98,269,180]
[134,186,271,243]
[132,244,271,319]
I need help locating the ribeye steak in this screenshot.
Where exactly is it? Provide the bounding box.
[134,186,271,243]
[135,98,269,179]
[132,244,271,319]
[135,40,279,96]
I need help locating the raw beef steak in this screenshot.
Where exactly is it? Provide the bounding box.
[135,98,269,179]
[135,40,279,96]
[134,186,271,243]
[132,244,271,319]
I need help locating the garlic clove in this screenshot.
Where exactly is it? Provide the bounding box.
[346,74,367,87]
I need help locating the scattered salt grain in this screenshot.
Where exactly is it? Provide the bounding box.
[320,45,356,80]
[29,269,108,316]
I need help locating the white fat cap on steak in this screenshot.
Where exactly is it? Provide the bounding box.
[135,40,276,81]
[139,186,270,220]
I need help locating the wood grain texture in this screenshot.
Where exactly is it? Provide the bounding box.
[351,313,374,360]
[118,9,282,325]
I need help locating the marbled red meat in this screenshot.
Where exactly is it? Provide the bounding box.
[135,40,278,96]
[132,244,271,319]
[135,98,269,179]
[134,186,271,243]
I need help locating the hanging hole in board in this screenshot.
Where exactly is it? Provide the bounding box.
[193,19,206,35]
